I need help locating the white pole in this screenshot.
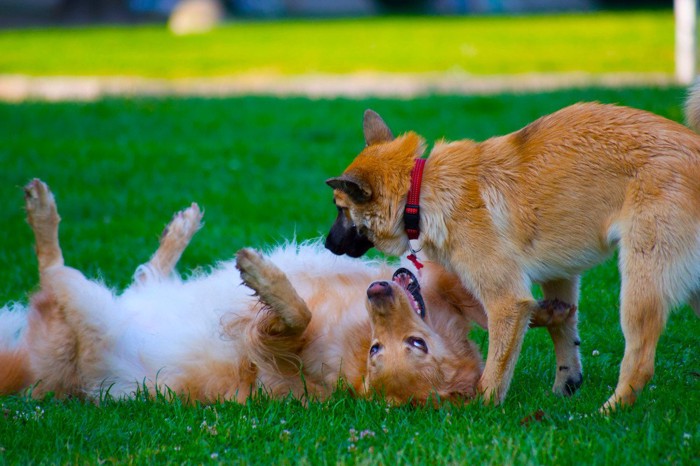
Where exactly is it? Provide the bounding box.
[675,0,697,84]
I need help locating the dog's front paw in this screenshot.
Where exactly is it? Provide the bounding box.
[161,203,203,245]
[530,299,576,327]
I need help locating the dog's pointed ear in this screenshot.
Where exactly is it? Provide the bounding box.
[363,109,394,146]
[326,175,372,203]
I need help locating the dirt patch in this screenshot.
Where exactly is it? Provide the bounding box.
[0,72,677,102]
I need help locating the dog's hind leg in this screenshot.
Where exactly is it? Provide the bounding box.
[134,203,203,284]
[236,248,312,335]
[24,179,63,272]
[538,277,583,396]
[24,179,116,398]
[603,271,667,411]
[603,233,671,412]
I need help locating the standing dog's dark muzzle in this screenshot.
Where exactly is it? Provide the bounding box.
[325,209,374,258]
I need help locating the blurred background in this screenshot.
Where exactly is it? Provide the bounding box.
[0,0,672,27]
[0,0,682,102]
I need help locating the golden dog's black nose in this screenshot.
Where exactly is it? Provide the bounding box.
[367,281,392,299]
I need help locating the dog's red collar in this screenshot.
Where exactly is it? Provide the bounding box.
[404,158,426,240]
[404,158,426,271]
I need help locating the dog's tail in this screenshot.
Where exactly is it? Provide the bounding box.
[0,349,31,395]
[0,303,32,394]
[684,80,700,132]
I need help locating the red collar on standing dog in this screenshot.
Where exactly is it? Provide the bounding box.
[404,158,426,270]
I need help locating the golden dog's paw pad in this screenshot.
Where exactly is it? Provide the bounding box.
[24,178,58,225]
[530,299,577,327]
[161,203,203,244]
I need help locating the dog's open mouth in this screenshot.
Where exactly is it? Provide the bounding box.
[392,268,426,319]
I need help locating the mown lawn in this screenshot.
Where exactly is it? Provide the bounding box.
[0,88,698,464]
[0,10,673,77]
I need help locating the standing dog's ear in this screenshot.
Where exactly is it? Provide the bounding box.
[363,109,394,146]
[326,175,372,203]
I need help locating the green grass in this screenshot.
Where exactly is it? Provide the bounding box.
[0,11,673,77]
[0,88,698,464]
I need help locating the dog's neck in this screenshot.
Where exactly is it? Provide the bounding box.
[405,146,465,257]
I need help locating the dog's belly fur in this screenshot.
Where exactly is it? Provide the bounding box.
[3,244,388,401]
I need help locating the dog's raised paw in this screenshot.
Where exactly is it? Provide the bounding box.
[161,203,203,244]
[24,178,59,228]
[236,248,271,294]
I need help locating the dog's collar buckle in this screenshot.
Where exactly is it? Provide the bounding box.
[404,206,420,239]
[404,158,426,240]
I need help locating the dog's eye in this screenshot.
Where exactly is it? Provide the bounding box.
[407,337,428,353]
[369,343,382,356]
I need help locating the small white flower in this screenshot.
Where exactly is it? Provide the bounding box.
[360,430,375,439]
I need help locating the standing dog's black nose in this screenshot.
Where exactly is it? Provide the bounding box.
[367,281,392,299]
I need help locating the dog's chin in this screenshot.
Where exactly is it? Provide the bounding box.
[325,231,374,258]
[344,240,374,258]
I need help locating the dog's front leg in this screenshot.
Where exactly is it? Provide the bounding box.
[133,203,203,285]
[236,248,312,335]
[478,292,536,404]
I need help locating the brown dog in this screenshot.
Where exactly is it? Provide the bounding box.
[326,88,700,410]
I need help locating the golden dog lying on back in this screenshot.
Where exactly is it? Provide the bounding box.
[326,87,700,410]
[0,180,488,404]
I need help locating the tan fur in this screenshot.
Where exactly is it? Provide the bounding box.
[328,92,700,410]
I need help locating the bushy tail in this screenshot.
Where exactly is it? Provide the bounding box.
[684,80,700,132]
[0,303,32,395]
[0,350,31,395]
